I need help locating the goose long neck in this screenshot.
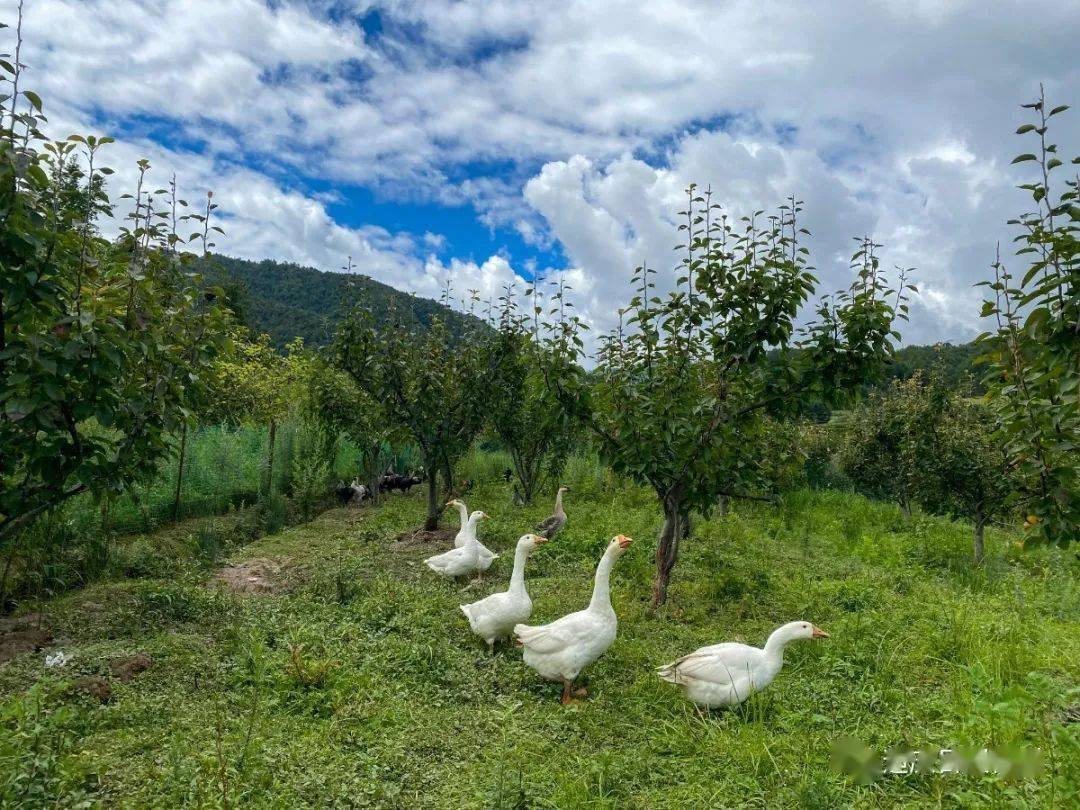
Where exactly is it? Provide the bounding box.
[509,544,529,593]
[554,490,565,515]
[464,516,480,547]
[588,549,616,612]
[763,628,790,662]
[456,503,469,524]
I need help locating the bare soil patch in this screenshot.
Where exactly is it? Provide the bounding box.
[110,653,153,682]
[71,675,112,703]
[0,612,52,664]
[211,558,284,594]
[391,527,457,551]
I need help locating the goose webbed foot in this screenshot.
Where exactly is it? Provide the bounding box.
[560,680,586,705]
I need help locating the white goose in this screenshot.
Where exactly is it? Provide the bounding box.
[461,533,547,651]
[424,510,490,579]
[448,498,498,570]
[657,621,830,709]
[514,535,632,704]
[449,499,471,547]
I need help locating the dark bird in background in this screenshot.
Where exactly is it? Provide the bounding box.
[380,472,424,494]
[336,479,369,506]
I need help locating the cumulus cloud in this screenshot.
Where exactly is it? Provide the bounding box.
[521,123,1018,344]
[2,0,1076,346]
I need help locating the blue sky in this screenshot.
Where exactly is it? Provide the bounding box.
[6,0,1079,348]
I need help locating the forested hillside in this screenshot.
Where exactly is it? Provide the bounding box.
[205,254,980,391]
[884,340,983,393]
[198,255,487,348]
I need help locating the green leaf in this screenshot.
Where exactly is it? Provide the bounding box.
[1011,154,1038,164]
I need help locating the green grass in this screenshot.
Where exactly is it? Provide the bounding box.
[74,421,421,535]
[66,422,365,536]
[1,479,1077,807]
[1,422,414,609]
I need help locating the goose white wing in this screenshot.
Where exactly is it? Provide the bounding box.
[425,545,476,576]
[514,610,592,653]
[461,590,511,622]
[659,642,762,685]
[424,547,458,570]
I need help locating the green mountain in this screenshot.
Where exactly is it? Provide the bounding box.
[197,254,486,348]
[883,340,983,393]
[200,254,980,393]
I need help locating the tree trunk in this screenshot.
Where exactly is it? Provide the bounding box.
[99,497,111,537]
[366,442,381,506]
[0,542,16,612]
[441,464,453,498]
[652,493,687,608]
[131,487,151,532]
[172,424,188,523]
[717,494,729,517]
[899,496,911,521]
[517,460,536,505]
[973,503,986,565]
[526,465,543,505]
[424,473,439,531]
[367,472,381,507]
[264,419,277,497]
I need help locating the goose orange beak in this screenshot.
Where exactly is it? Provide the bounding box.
[480,512,490,520]
[811,626,830,639]
[616,535,632,550]
[532,534,548,544]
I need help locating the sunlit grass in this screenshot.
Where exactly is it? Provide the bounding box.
[1,477,1077,807]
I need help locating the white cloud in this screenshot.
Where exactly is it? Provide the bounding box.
[523,132,882,343]
[3,0,1076,346]
[519,120,1028,347]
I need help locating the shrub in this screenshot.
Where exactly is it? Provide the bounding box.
[977,91,1078,544]
[257,494,289,536]
[288,420,333,522]
[802,423,850,490]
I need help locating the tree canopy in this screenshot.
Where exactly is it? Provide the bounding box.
[0,52,227,544]
[977,89,1078,544]
[333,306,490,530]
[549,188,910,605]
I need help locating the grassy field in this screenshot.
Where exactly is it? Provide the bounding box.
[1,475,1078,807]
[0,422,419,610]
[67,422,368,535]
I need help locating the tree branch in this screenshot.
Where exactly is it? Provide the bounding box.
[715,488,777,504]
[0,482,88,545]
